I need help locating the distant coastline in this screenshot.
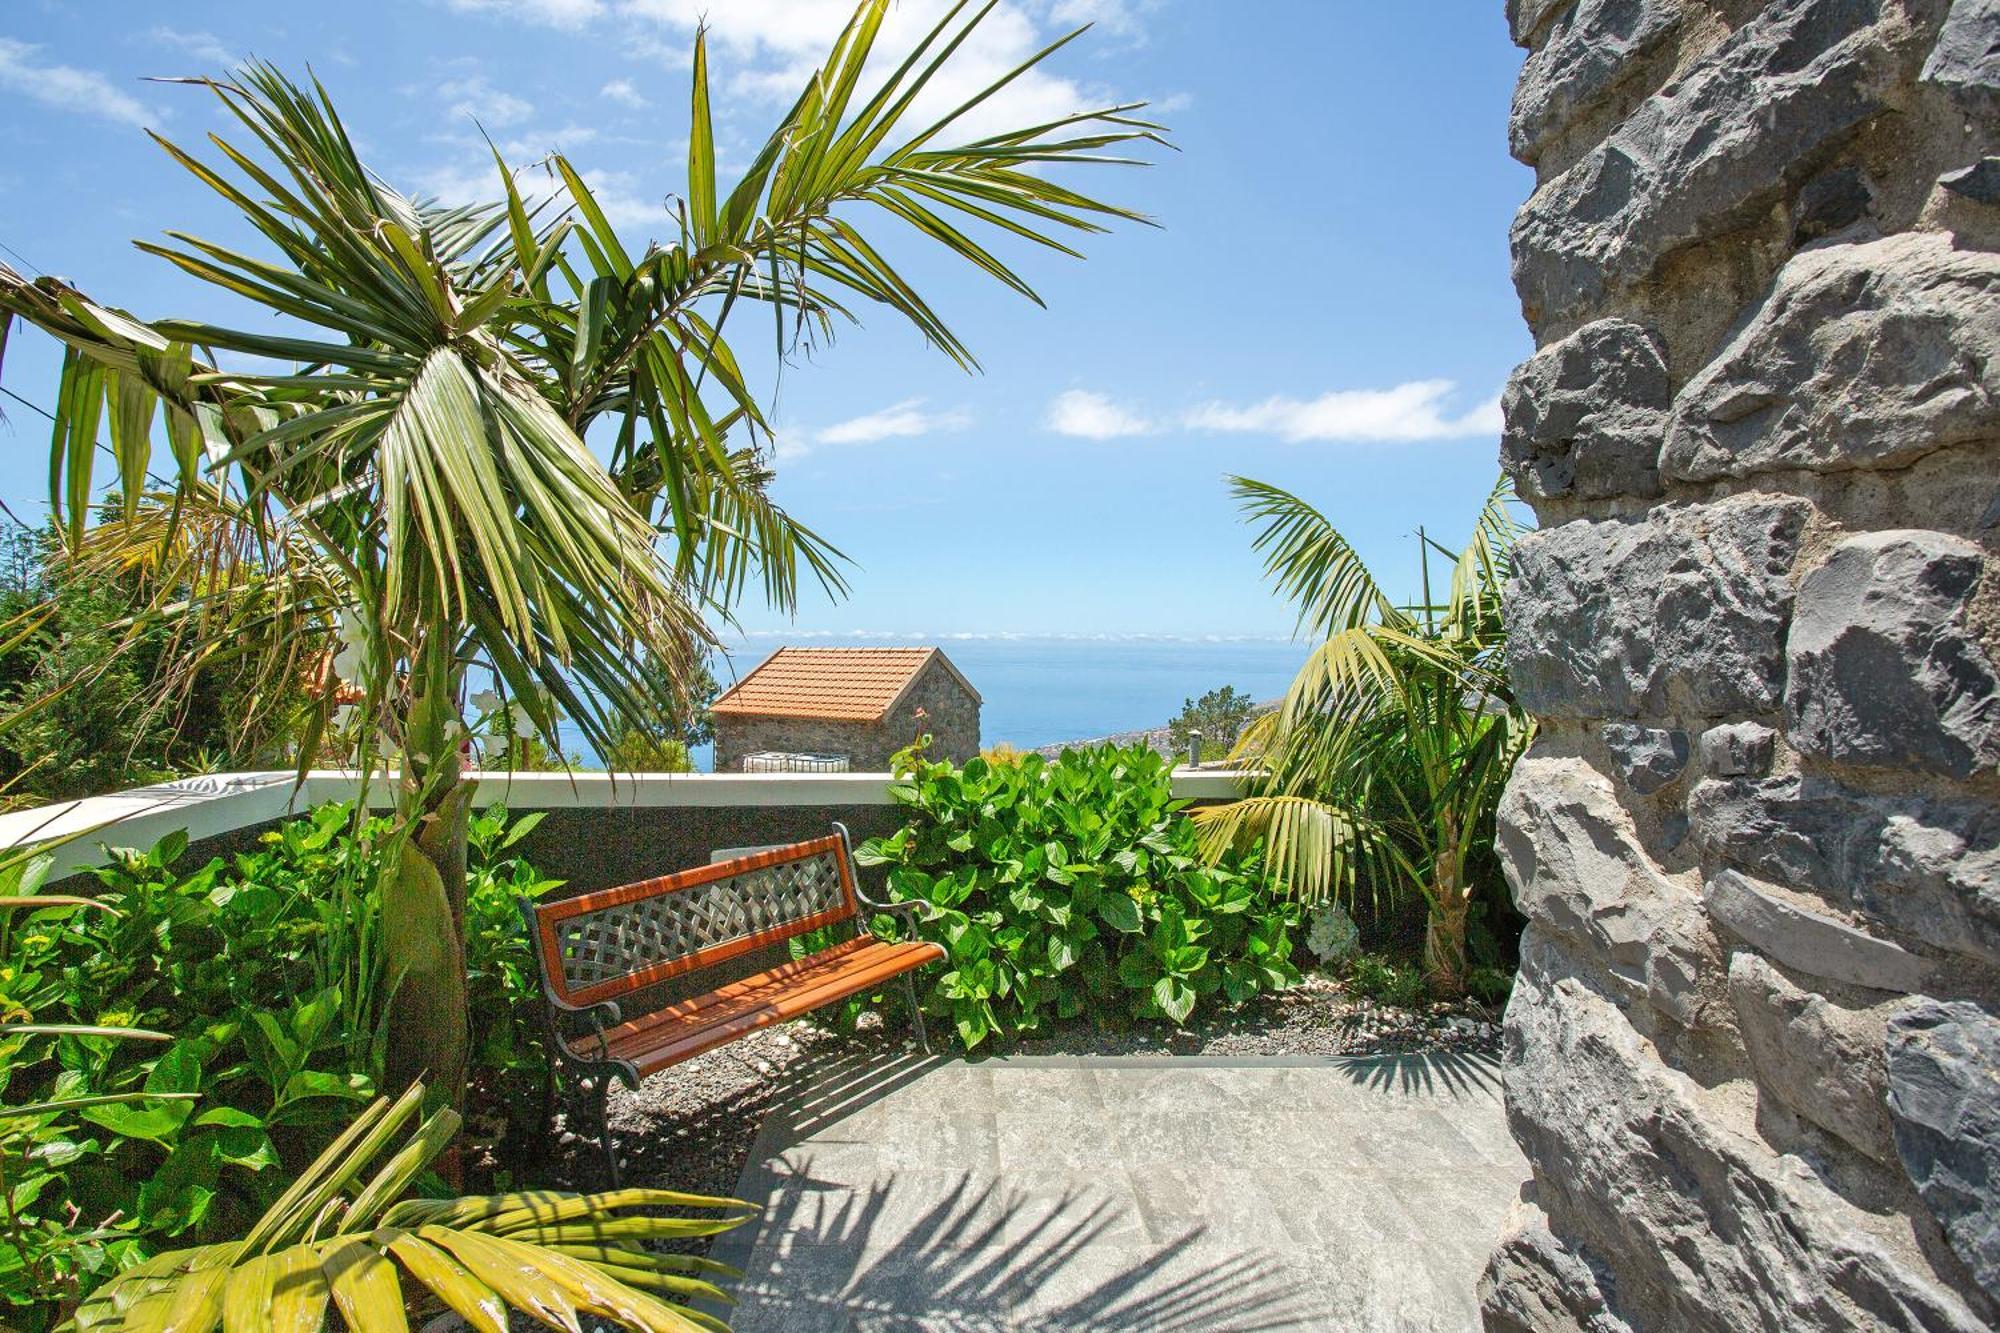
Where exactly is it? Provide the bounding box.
[1028,722,1183,762]
[1029,700,1279,764]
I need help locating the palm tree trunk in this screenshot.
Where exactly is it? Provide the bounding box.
[1423,819,1469,999]
[380,636,472,1114]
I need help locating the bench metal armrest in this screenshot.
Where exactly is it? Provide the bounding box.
[854,885,932,920]
[546,991,624,1064]
[831,820,938,922]
[517,895,623,1063]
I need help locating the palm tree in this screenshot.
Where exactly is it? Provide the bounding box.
[1192,477,1531,998]
[0,0,1166,1108]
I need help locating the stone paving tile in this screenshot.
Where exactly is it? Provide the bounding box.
[985,1067,1106,1116]
[723,1054,1524,1332]
[1280,1059,1504,1112]
[763,1109,1002,1175]
[1432,1098,1530,1174]
[731,1238,1017,1331]
[994,1111,1127,1172]
[1124,1164,1317,1251]
[1304,1107,1497,1175]
[1090,1065,1299,1113]
[1117,1110,1336,1171]
[1380,1169,1532,1274]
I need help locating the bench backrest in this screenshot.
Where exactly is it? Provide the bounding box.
[526,834,859,1007]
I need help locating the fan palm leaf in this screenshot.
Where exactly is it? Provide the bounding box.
[67,1082,754,1333]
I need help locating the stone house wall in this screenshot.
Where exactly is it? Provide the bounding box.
[712,659,980,771]
[1483,2,2000,1330]
[879,658,981,766]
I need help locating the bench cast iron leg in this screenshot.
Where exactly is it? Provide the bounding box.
[539,1061,558,1150]
[589,1076,620,1188]
[899,970,931,1055]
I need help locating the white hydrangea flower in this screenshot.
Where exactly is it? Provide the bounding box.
[330,611,367,680]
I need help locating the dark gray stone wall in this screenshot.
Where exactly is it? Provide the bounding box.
[712,659,980,771]
[1484,2,2000,1329]
[713,715,880,773]
[503,802,906,898]
[880,660,981,766]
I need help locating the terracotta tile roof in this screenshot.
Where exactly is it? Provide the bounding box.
[710,647,979,722]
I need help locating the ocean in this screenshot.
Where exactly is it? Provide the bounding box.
[687,634,1314,770]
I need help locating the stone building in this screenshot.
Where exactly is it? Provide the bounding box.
[709,647,981,772]
[1483,2,2000,1330]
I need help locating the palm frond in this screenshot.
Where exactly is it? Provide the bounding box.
[1227,476,1397,638]
[71,1083,754,1333]
[1444,473,1521,638]
[1189,794,1410,908]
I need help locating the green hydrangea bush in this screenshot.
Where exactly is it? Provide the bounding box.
[0,802,558,1326]
[857,743,1302,1048]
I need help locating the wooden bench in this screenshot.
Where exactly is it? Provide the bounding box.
[518,823,943,1182]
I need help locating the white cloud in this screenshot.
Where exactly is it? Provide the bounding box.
[414,156,659,226]
[620,0,1132,145]
[1048,0,1152,39]
[600,77,649,108]
[0,38,155,127]
[1046,388,1154,439]
[446,0,605,26]
[1184,380,1503,444]
[437,74,535,127]
[149,26,234,66]
[778,398,971,462]
[497,124,600,157]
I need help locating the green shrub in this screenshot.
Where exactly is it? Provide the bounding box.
[1468,964,1514,1008]
[0,527,310,805]
[460,804,565,1151]
[600,726,695,772]
[857,742,1302,1048]
[1344,952,1429,1009]
[1166,684,1257,757]
[0,802,558,1325]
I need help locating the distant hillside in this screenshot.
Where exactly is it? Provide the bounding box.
[1027,699,1278,764]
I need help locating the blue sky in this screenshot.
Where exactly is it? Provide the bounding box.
[0,0,1530,641]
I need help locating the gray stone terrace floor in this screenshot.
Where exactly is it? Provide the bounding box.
[710,1050,1528,1332]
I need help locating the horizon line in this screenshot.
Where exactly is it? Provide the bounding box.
[724,629,1303,646]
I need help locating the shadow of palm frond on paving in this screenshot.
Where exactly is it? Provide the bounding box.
[732,1162,1312,1331]
[1329,1049,1502,1101]
[713,1044,1316,1330]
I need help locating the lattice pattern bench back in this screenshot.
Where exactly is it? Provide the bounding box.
[527,834,859,1007]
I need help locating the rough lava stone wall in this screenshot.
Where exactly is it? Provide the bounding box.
[1481,1,2000,1329]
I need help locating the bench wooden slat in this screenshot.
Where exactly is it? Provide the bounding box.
[574,936,945,1076]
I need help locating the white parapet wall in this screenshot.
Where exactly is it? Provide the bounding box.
[0,767,1254,882]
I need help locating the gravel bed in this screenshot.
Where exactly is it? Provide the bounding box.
[534,972,1503,1208]
[1005,972,1503,1058]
